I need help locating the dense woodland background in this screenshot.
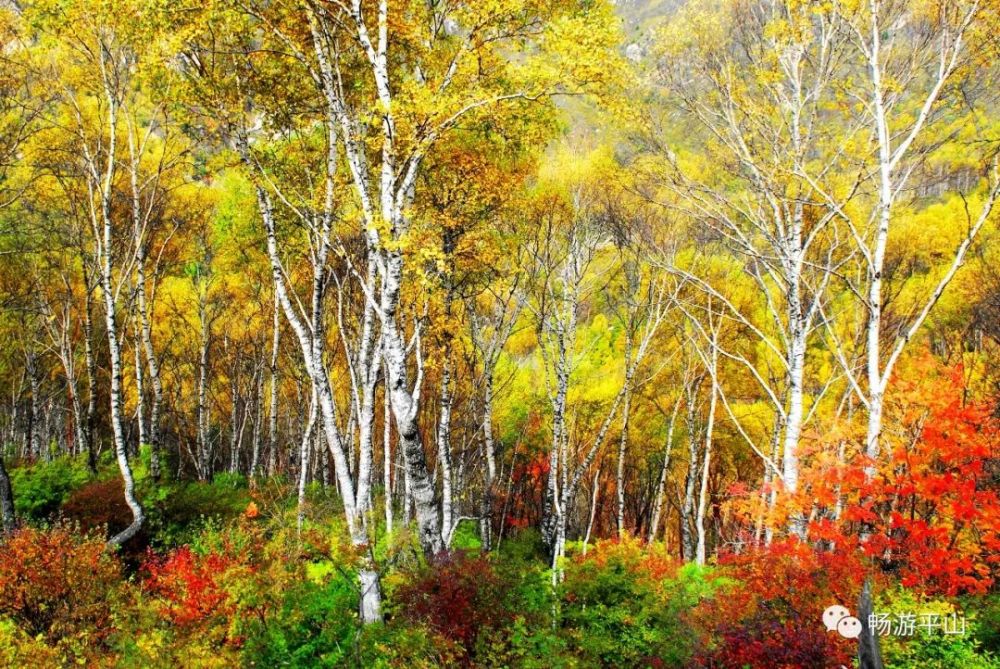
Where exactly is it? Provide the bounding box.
[1,0,1000,666]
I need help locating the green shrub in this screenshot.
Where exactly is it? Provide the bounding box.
[483,556,566,668]
[969,593,1000,658]
[211,471,247,489]
[878,587,998,669]
[497,527,548,564]
[357,622,457,668]
[9,455,90,521]
[144,479,252,548]
[559,537,722,668]
[240,569,359,667]
[0,617,60,667]
[450,518,483,551]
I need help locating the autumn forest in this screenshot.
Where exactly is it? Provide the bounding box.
[1,0,999,667]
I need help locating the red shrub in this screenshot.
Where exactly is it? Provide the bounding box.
[142,546,245,629]
[709,618,835,669]
[800,359,1000,597]
[61,478,135,536]
[394,552,513,662]
[695,540,866,668]
[0,524,122,642]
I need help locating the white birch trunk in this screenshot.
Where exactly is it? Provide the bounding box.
[87,64,144,545]
[680,382,701,562]
[127,128,164,480]
[81,261,98,473]
[297,388,317,534]
[695,349,718,565]
[437,354,454,542]
[250,364,264,477]
[99,211,144,546]
[648,394,682,543]
[615,331,635,537]
[479,374,497,550]
[26,351,40,459]
[196,291,211,480]
[383,386,393,535]
[267,295,280,475]
[133,322,147,453]
[250,181,383,622]
[582,464,601,555]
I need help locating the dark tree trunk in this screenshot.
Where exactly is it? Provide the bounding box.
[857,577,884,669]
[0,455,15,533]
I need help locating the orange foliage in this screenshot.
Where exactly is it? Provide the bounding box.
[243,501,260,519]
[571,534,680,584]
[0,525,122,643]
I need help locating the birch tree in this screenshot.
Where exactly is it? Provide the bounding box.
[124,105,181,480]
[647,373,687,543]
[41,7,149,545]
[652,0,856,537]
[289,0,619,559]
[828,0,1000,479]
[176,3,388,620]
[0,7,44,526]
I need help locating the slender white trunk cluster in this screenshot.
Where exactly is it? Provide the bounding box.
[536,225,667,569]
[615,330,634,537]
[695,341,719,566]
[297,389,317,534]
[126,118,165,479]
[468,284,522,551]
[383,385,393,535]
[250,178,384,620]
[658,0,847,542]
[648,393,682,543]
[267,298,281,475]
[196,284,212,480]
[81,263,98,473]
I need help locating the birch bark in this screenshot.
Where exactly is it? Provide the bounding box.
[648,393,682,543]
